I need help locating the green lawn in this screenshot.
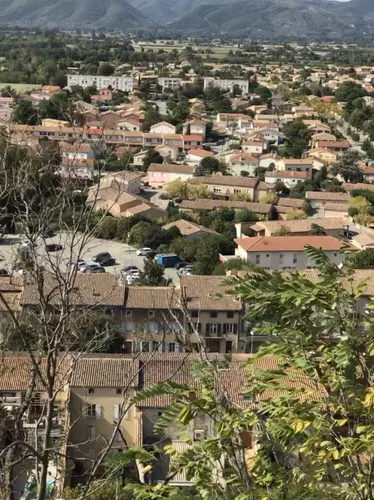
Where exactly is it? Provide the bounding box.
[0,83,42,92]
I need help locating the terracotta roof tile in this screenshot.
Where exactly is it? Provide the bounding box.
[306,191,349,202]
[235,235,344,252]
[180,199,273,214]
[179,275,242,311]
[70,356,139,387]
[20,274,125,307]
[148,163,195,174]
[162,219,219,236]
[250,218,350,235]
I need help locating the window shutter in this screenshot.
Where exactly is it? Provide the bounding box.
[205,324,210,334]
[175,343,180,353]
[233,324,238,334]
[95,405,101,419]
[113,404,120,420]
[82,403,88,417]
[217,324,222,335]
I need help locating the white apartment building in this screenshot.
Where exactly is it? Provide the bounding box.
[157,77,183,91]
[204,77,249,96]
[235,235,347,270]
[66,74,134,92]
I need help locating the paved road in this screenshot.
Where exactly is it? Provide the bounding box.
[0,233,179,283]
[332,120,366,156]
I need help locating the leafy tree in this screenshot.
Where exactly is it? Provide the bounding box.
[309,223,327,236]
[349,195,370,214]
[350,248,374,269]
[138,257,166,286]
[12,99,37,124]
[273,225,292,236]
[231,191,252,202]
[234,209,258,223]
[142,149,163,172]
[335,80,366,102]
[98,63,115,76]
[259,192,278,204]
[282,119,311,158]
[256,84,272,104]
[200,157,220,175]
[331,150,363,183]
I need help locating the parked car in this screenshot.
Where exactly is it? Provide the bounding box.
[87,266,105,274]
[155,253,181,268]
[42,229,55,238]
[0,268,9,276]
[70,259,86,270]
[180,265,193,275]
[136,247,153,256]
[175,261,188,270]
[121,265,138,275]
[92,252,111,262]
[80,263,104,273]
[45,244,63,252]
[126,272,140,284]
[99,257,116,267]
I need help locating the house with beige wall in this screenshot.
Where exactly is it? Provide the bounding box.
[235,235,348,270]
[188,175,274,202]
[242,140,265,155]
[148,163,197,188]
[226,152,259,176]
[276,158,314,175]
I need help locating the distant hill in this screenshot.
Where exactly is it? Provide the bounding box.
[0,0,150,29]
[169,0,360,38]
[0,0,373,39]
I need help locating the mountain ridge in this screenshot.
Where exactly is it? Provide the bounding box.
[0,0,370,39]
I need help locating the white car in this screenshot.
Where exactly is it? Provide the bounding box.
[126,272,140,284]
[136,247,153,256]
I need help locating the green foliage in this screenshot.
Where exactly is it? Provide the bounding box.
[234,209,259,223]
[282,119,311,158]
[128,221,180,250]
[349,248,374,269]
[142,149,163,172]
[335,80,366,102]
[12,99,37,125]
[309,223,327,236]
[200,157,220,175]
[331,150,363,183]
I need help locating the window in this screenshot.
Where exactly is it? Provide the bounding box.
[88,388,94,394]
[141,341,150,352]
[255,254,260,265]
[208,324,218,334]
[146,321,159,334]
[83,404,99,418]
[210,311,218,318]
[125,310,132,319]
[191,310,198,318]
[86,426,95,440]
[279,254,284,265]
[113,404,120,420]
[148,310,155,319]
[116,388,122,395]
[227,312,234,318]
[293,253,298,264]
[169,342,176,352]
[225,324,235,334]
[213,187,221,193]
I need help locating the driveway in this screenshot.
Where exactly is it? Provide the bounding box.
[0,233,179,284]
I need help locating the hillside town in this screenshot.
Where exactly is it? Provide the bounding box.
[2,33,374,500]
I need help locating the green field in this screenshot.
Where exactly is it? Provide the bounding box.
[0,83,42,92]
[134,43,238,61]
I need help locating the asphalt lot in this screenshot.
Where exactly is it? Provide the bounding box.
[0,233,179,283]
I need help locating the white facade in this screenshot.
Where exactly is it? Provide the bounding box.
[67,74,133,92]
[157,77,183,90]
[242,143,264,155]
[150,122,176,134]
[236,247,345,270]
[204,77,249,96]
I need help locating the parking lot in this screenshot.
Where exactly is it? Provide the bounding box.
[0,233,179,283]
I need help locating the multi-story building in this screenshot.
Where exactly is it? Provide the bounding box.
[204,77,249,96]
[235,235,349,270]
[66,74,133,92]
[157,77,183,91]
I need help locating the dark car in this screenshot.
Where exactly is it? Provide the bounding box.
[45,244,63,252]
[175,261,188,270]
[92,252,111,262]
[42,229,55,238]
[99,257,116,267]
[0,268,9,276]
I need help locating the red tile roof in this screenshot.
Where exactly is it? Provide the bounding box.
[235,235,344,252]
